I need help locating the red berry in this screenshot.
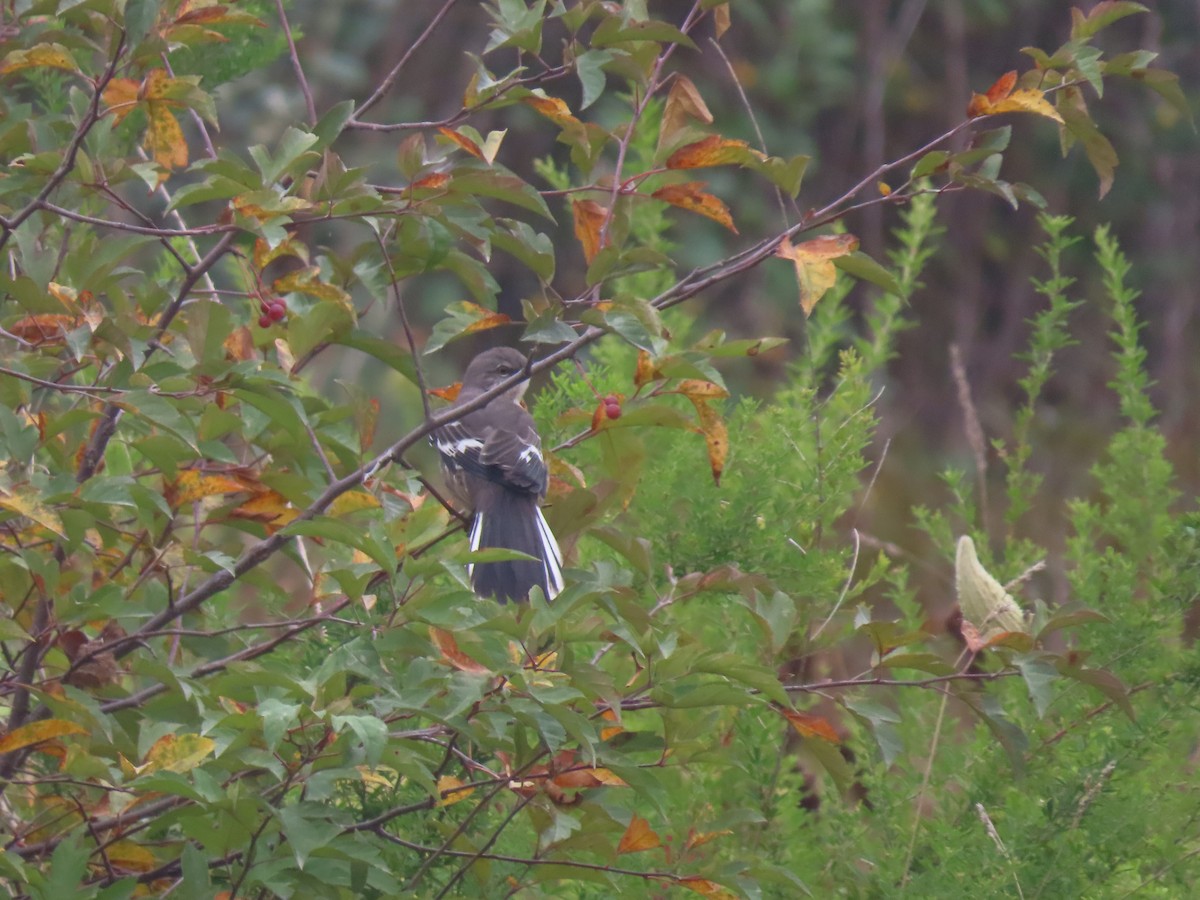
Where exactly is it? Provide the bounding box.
[257,314,272,328]
[604,401,621,420]
[604,393,618,405]
[268,302,287,321]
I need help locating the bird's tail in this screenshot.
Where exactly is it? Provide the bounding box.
[468,490,563,603]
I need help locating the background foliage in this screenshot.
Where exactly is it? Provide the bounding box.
[0,1,1198,897]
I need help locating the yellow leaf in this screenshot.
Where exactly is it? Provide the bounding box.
[877,180,892,196]
[680,394,729,486]
[102,78,141,124]
[231,489,296,530]
[572,199,609,264]
[775,234,860,315]
[0,485,65,538]
[272,267,353,309]
[437,774,474,807]
[167,470,251,507]
[0,719,87,753]
[142,733,215,774]
[781,709,842,743]
[599,708,624,741]
[617,815,662,853]
[677,379,729,401]
[651,181,737,233]
[328,490,381,517]
[1,43,80,75]
[523,95,581,127]
[105,840,158,873]
[988,88,1064,123]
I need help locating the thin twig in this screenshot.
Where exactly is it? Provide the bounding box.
[274,0,317,125]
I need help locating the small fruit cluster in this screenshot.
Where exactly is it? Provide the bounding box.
[256,296,287,328]
[603,393,621,420]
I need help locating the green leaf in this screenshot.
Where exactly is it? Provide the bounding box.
[1013,651,1059,717]
[844,698,903,766]
[576,49,613,110]
[278,801,346,869]
[1070,1,1148,41]
[911,150,949,178]
[591,18,697,50]
[336,330,418,382]
[450,168,554,219]
[833,250,902,296]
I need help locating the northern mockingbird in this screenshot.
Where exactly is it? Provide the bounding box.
[432,347,564,602]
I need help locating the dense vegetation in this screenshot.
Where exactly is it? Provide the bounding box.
[0,1,1196,897]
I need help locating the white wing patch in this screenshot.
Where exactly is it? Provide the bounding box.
[437,436,484,460]
[535,507,564,597]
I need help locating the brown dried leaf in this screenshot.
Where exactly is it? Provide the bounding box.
[666,134,764,170]
[658,75,713,153]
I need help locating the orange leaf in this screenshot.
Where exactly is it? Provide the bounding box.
[523,95,581,128]
[685,829,732,850]
[600,708,624,740]
[651,181,737,233]
[429,381,462,402]
[618,815,662,854]
[553,766,627,789]
[986,70,1018,104]
[666,134,763,170]
[0,719,88,754]
[436,774,475,807]
[429,627,491,675]
[679,394,728,486]
[410,172,450,191]
[775,234,859,315]
[102,78,141,123]
[438,127,485,161]
[678,876,740,899]
[572,199,609,264]
[781,709,842,743]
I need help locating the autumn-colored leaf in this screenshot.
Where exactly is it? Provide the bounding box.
[572,199,609,264]
[436,774,475,807]
[523,95,581,128]
[102,78,141,123]
[688,397,728,486]
[678,876,740,899]
[666,134,764,170]
[677,379,729,401]
[167,470,252,507]
[253,236,309,270]
[142,733,215,774]
[273,267,352,309]
[781,709,842,743]
[775,233,860,315]
[0,719,88,754]
[429,627,491,675]
[105,841,158,874]
[658,75,713,153]
[713,3,731,41]
[553,766,628,789]
[685,828,733,850]
[7,313,79,346]
[231,489,297,530]
[429,381,462,402]
[410,172,451,191]
[652,181,738,232]
[634,350,660,386]
[618,815,662,853]
[327,490,381,517]
[600,708,624,740]
[171,2,267,29]
[0,485,65,537]
[1,43,80,75]
[968,70,1063,124]
[438,127,485,161]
